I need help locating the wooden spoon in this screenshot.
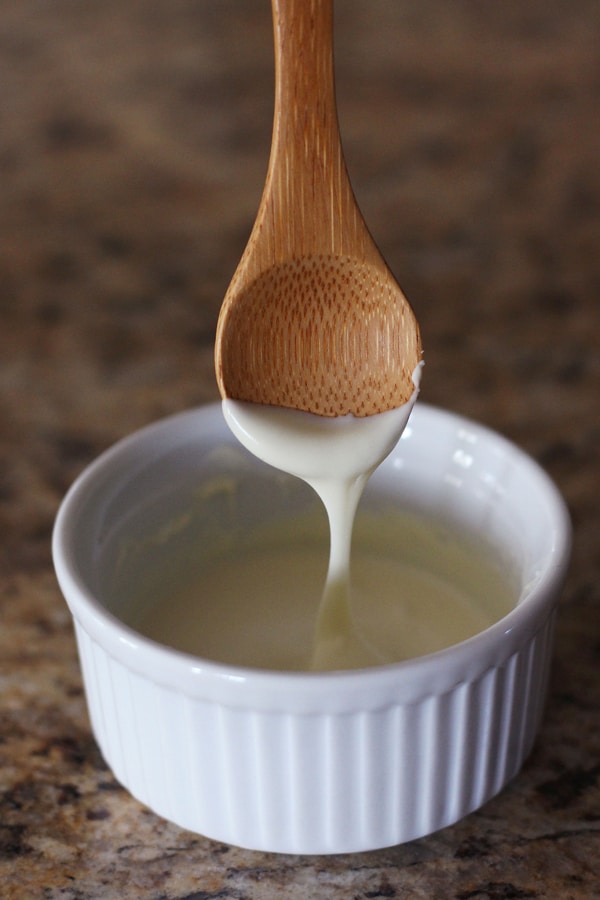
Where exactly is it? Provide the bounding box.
[215,0,421,417]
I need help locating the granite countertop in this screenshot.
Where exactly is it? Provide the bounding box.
[1,1,599,897]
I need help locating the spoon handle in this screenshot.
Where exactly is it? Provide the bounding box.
[254,0,376,263]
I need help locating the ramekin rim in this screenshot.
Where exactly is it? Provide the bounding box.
[52,402,572,709]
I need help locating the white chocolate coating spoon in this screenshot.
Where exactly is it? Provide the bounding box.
[222,379,420,670]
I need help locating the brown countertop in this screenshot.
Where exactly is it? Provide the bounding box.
[1,1,598,897]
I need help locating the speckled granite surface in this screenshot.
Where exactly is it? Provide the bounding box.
[1,1,599,897]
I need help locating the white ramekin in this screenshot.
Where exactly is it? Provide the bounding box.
[52,403,571,854]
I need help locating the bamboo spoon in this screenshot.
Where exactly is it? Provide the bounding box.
[215,0,421,418]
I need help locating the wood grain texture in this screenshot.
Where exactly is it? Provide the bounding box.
[215,0,421,416]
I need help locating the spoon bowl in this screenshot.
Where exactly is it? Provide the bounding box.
[215,0,421,417]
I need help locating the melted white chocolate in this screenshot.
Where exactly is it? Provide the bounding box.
[122,364,518,671]
[221,368,421,669]
[133,507,515,671]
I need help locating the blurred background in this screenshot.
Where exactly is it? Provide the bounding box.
[1,1,598,895]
